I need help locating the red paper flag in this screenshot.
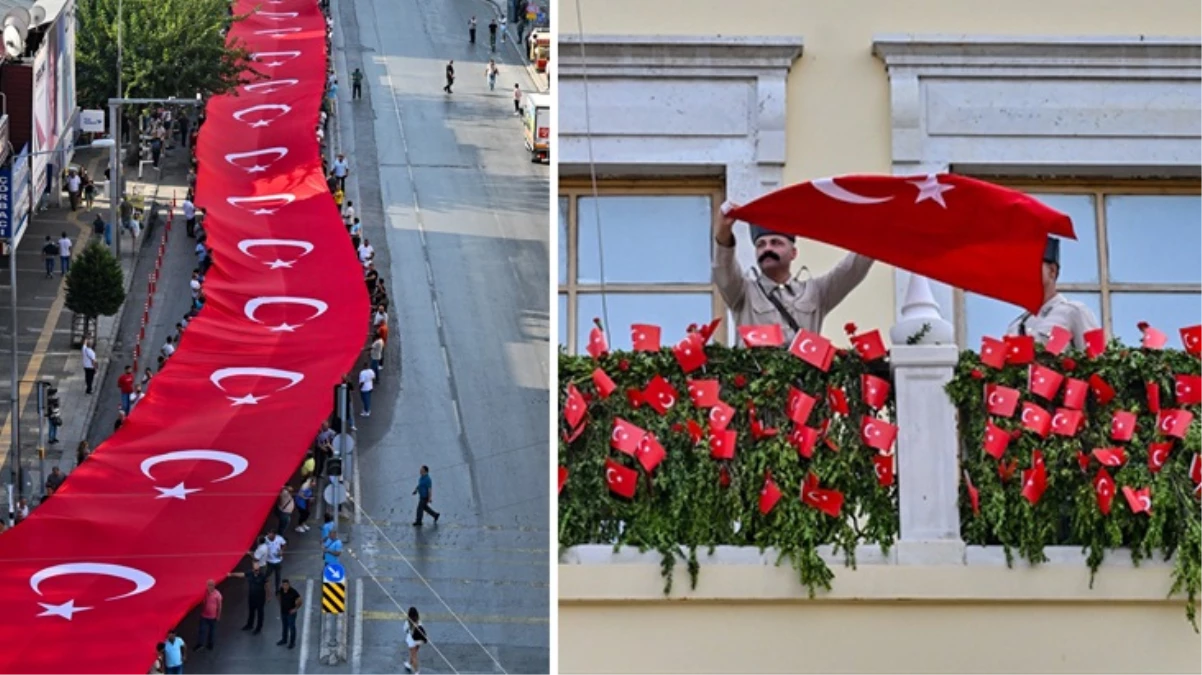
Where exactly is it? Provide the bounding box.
[1028,364,1064,401]
[861,374,890,409]
[827,386,849,416]
[697,318,722,344]
[1157,409,1194,438]
[610,418,646,456]
[998,458,1019,482]
[983,420,1011,459]
[1021,460,1047,505]
[1191,453,1202,485]
[850,329,887,361]
[625,388,643,409]
[789,424,820,458]
[787,387,818,425]
[964,470,980,515]
[709,428,737,460]
[1140,323,1168,349]
[980,336,1007,369]
[739,324,785,348]
[1147,381,1162,414]
[558,466,568,494]
[636,433,667,473]
[800,473,844,518]
[861,416,898,452]
[643,375,680,416]
[759,473,783,514]
[1093,468,1115,515]
[709,401,735,430]
[1111,411,1136,441]
[873,453,895,487]
[631,324,662,352]
[790,329,835,371]
[587,325,609,359]
[564,421,586,443]
[1020,402,1051,438]
[686,379,721,408]
[686,419,704,445]
[1091,447,1127,467]
[672,333,707,373]
[564,384,587,428]
[1063,378,1088,410]
[1084,328,1106,358]
[730,174,1073,313]
[748,404,779,440]
[1175,374,1202,406]
[1043,325,1072,356]
[1122,486,1152,515]
[592,368,616,399]
[605,458,638,499]
[1180,325,1201,356]
[1005,335,1036,365]
[1051,408,1084,437]
[1076,450,1090,473]
[985,384,1020,418]
[1089,374,1116,406]
[1148,442,1173,474]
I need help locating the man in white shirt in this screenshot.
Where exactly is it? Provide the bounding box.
[357,238,374,266]
[57,232,73,275]
[81,338,97,394]
[358,366,376,417]
[331,153,349,191]
[183,198,198,237]
[66,170,82,211]
[264,529,287,593]
[161,336,176,358]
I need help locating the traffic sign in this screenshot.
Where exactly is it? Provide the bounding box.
[322,580,347,614]
[323,480,347,506]
[323,562,345,584]
[332,433,355,454]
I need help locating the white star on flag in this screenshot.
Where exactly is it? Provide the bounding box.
[909,174,955,208]
[38,599,91,620]
[155,482,201,500]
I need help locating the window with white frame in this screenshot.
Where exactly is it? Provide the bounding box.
[558,182,725,354]
[960,186,1202,348]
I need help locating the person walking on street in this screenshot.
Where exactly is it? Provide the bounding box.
[264,528,287,593]
[499,15,508,43]
[161,629,186,674]
[412,465,440,526]
[358,365,376,417]
[66,170,81,211]
[84,176,96,210]
[468,15,477,43]
[488,18,497,51]
[277,579,303,649]
[81,338,97,394]
[118,366,135,413]
[367,332,385,380]
[403,607,428,673]
[485,59,499,91]
[513,83,523,115]
[351,67,363,100]
[444,60,455,94]
[276,485,295,533]
[196,579,222,652]
[57,232,73,275]
[228,561,270,634]
[41,236,57,278]
[183,198,197,238]
[294,477,313,533]
[331,154,349,192]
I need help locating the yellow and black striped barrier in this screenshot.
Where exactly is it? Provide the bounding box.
[322,580,347,614]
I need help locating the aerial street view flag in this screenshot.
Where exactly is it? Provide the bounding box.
[730,174,1075,313]
[0,2,368,672]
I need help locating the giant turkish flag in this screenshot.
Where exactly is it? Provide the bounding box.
[0,1,368,672]
[730,174,1075,313]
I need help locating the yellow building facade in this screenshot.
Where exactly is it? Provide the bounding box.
[556,1,1201,672]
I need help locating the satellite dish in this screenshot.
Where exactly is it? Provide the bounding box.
[2,8,30,59]
[29,6,45,26]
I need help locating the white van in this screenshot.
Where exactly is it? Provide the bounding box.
[522,93,551,163]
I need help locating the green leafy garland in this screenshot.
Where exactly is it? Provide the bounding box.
[558,336,899,595]
[945,340,1201,629]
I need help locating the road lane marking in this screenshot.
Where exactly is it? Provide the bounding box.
[352,578,363,674]
[365,553,547,567]
[298,578,314,674]
[361,610,548,625]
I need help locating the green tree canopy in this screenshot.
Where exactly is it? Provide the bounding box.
[65,241,125,319]
[76,0,254,108]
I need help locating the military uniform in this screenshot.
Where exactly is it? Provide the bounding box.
[1005,237,1100,349]
[713,225,873,343]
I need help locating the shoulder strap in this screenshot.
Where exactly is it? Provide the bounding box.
[753,279,801,333]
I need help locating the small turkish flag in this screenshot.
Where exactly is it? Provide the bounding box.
[1091,447,1127,467]
[980,337,1007,369]
[1084,328,1106,358]
[1043,326,1072,356]
[631,324,662,352]
[643,375,679,416]
[1157,409,1194,439]
[861,374,890,410]
[687,379,721,408]
[1140,324,1168,349]
[873,453,895,487]
[1076,450,1090,473]
[625,388,644,409]
[787,386,818,425]
[1147,381,1162,414]
[1021,459,1047,505]
[587,326,608,359]
[789,424,820,458]
[748,405,779,440]
[827,386,850,416]
[1093,468,1115,515]
[592,369,617,399]
[709,428,737,460]
[1020,402,1052,438]
[709,401,735,430]
[1028,364,1064,401]
[686,419,704,445]
[850,329,887,361]
[964,470,980,515]
[1089,374,1116,406]
[1122,486,1152,515]
[1175,374,1202,406]
[861,416,898,453]
[983,420,1011,459]
[1147,441,1173,474]
[564,384,587,429]
[611,418,646,456]
[1051,408,1084,437]
[605,458,638,499]
[759,473,783,514]
[564,421,586,443]
[1063,378,1088,410]
[800,473,844,518]
[1032,448,1046,469]
[985,384,1020,418]
[1005,335,1035,365]
[1180,325,1202,356]
[1191,453,1202,485]
[558,466,568,494]
[697,318,722,344]
[739,324,785,348]
[790,329,835,371]
[1111,411,1136,441]
[998,458,1019,483]
[636,433,667,473]
[673,333,707,373]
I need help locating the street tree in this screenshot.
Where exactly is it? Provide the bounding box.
[65,241,126,323]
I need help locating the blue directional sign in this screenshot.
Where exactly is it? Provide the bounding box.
[323,562,346,584]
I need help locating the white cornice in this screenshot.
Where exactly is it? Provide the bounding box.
[557,35,804,78]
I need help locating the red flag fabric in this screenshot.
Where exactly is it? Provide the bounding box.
[979,337,1007,369]
[1110,411,1136,442]
[558,466,569,494]
[1005,335,1036,365]
[860,416,898,453]
[1176,375,1202,406]
[1093,468,1116,515]
[0,4,369,672]
[642,375,680,416]
[636,434,667,473]
[1021,458,1048,505]
[564,384,587,428]
[1157,409,1194,439]
[1043,326,1072,356]
[686,379,721,408]
[801,473,844,518]
[1147,381,1162,414]
[730,174,1073,313]
[605,459,638,499]
[1050,408,1084,437]
[850,329,887,361]
[1020,402,1052,438]
[1028,364,1064,401]
[789,329,834,371]
[1089,374,1116,406]
[686,419,704,446]
[587,325,608,359]
[1181,325,1202,356]
[611,418,646,455]
[738,324,785,348]
[964,470,980,515]
[983,420,1011,459]
[861,374,890,410]
[708,401,735,430]
[1092,447,1128,467]
[1084,329,1106,358]
[1077,450,1091,473]
[1140,324,1168,350]
[1192,454,1202,485]
[1062,378,1088,410]
[873,453,895,487]
[1122,486,1152,515]
[985,384,1020,418]
[630,324,662,352]
[787,387,818,426]
[759,473,783,514]
[827,386,849,416]
[564,421,587,443]
[625,388,644,409]
[697,318,722,344]
[672,333,707,373]
[709,429,737,460]
[592,368,617,399]
[789,424,820,459]
[1148,442,1173,474]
